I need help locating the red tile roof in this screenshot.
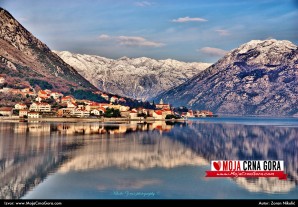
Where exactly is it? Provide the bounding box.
[155,125,163,130]
[154,110,163,115]
[39,90,47,94]
[0,107,13,111]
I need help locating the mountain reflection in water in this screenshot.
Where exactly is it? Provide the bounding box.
[0,118,297,199]
[168,120,298,193]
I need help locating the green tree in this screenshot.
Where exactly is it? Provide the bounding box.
[70,90,108,103]
[137,112,147,118]
[165,114,180,119]
[44,97,56,104]
[104,108,121,118]
[13,109,20,116]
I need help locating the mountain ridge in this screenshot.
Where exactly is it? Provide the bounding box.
[54,50,211,100]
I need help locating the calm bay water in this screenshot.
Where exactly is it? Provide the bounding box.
[0,117,297,199]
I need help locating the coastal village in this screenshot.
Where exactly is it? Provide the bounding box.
[0,85,213,120]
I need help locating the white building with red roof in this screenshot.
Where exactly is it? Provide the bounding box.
[67,102,77,108]
[14,103,27,110]
[38,90,50,99]
[35,97,42,103]
[50,92,63,100]
[71,108,90,117]
[155,99,170,110]
[0,107,13,116]
[152,110,163,119]
[152,109,172,119]
[129,111,138,119]
[91,107,106,116]
[86,102,111,111]
[44,89,52,94]
[110,96,118,103]
[120,105,130,112]
[19,110,28,118]
[101,94,109,100]
[28,112,40,119]
[61,96,75,103]
[29,102,51,112]
[131,108,138,113]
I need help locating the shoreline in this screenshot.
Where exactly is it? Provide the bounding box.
[0,117,187,123]
[1,116,296,124]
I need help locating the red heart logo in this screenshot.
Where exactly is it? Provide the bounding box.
[213,161,221,171]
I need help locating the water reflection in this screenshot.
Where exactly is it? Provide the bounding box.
[0,118,297,199]
[0,123,82,199]
[0,121,198,199]
[58,130,206,173]
[168,121,298,194]
[53,121,172,135]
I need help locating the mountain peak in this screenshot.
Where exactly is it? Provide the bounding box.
[228,39,298,67]
[237,39,297,54]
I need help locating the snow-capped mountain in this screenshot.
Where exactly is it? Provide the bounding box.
[54,51,211,100]
[154,39,298,116]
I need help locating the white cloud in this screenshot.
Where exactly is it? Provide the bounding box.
[118,36,164,47]
[172,16,207,23]
[198,47,228,57]
[98,34,111,40]
[98,34,164,47]
[215,29,229,36]
[135,1,152,7]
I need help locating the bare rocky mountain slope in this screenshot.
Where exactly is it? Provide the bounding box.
[0,8,96,93]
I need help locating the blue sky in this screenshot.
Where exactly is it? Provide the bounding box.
[1,0,297,62]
